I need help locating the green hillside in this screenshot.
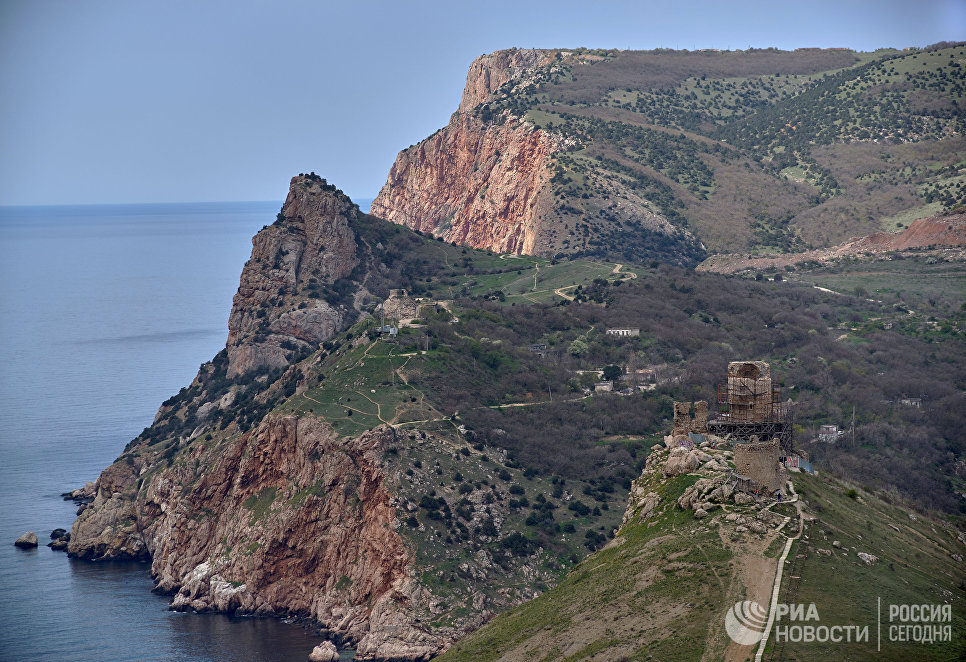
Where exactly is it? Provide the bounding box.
[123,201,965,646]
[438,452,966,662]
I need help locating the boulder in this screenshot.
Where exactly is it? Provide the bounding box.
[48,536,70,551]
[70,481,96,500]
[694,508,708,519]
[49,528,67,540]
[817,548,832,556]
[857,552,878,566]
[747,521,768,534]
[832,540,842,549]
[733,492,755,505]
[308,641,339,662]
[664,448,702,477]
[14,532,38,548]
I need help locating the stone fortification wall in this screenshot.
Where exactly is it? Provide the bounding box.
[733,439,786,494]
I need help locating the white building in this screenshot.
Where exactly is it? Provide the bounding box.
[606,328,640,337]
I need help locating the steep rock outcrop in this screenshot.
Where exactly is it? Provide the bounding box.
[226,176,361,377]
[371,48,703,264]
[370,113,563,255]
[69,416,444,660]
[458,48,553,113]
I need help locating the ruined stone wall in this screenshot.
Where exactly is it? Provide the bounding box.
[733,439,786,494]
[673,401,709,435]
[693,401,708,433]
[673,402,692,435]
[381,294,418,321]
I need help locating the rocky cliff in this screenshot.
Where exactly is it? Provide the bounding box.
[371,49,568,256]
[370,48,706,263]
[69,416,443,659]
[226,175,362,377]
[458,49,553,114]
[370,113,564,254]
[66,177,461,660]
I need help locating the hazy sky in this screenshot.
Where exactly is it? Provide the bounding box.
[1,0,963,205]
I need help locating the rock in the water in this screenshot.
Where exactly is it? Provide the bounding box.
[50,528,67,540]
[48,536,70,551]
[67,481,96,501]
[14,532,38,548]
[308,641,339,662]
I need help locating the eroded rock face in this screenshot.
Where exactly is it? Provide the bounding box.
[458,48,553,113]
[370,48,701,263]
[69,416,445,660]
[67,460,146,561]
[226,176,360,377]
[370,114,562,255]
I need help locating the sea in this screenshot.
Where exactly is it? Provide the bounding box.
[0,199,370,661]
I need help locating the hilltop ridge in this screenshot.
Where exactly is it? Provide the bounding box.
[373,44,965,265]
[439,432,966,661]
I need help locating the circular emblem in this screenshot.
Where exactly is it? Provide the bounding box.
[725,600,768,645]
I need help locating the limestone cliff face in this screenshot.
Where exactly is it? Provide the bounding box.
[370,47,568,256]
[226,175,360,377]
[69,416,444,660]
[370,113,562,255]
[370,48,699,262]
[458,48,553,113]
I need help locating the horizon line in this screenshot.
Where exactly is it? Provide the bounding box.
[0,196,377,209]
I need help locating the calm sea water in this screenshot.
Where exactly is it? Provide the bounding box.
[0,200,370,661]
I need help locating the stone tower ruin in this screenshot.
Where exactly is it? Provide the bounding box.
[707,360,791,452]
[733,438,787,496]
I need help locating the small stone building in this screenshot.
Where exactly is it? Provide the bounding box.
[817,425,841,443]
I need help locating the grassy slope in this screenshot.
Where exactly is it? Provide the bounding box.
[437,471,736,662]
[771,472,966,661]
[438,469,966,662]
